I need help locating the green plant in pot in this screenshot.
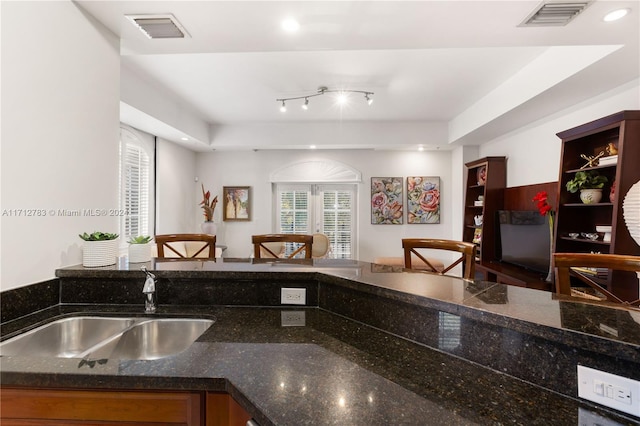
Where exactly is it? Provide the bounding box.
[128,235,153,263]
[566,170,608,204]
[79,232,119,267]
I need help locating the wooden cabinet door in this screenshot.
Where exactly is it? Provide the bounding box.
[1,388,203,426]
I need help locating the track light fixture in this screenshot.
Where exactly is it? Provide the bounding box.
[277,86,374,112]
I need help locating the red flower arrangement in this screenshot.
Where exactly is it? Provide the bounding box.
[200,184,218,222]
[533,191,553,217]
[533,191,555,282]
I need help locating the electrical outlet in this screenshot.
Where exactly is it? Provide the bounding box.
[578,365,640,418]
[281,311,306,327]
[281,288,306,305]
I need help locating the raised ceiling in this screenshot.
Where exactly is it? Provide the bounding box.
[77,1,640,150]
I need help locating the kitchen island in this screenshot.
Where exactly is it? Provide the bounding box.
[1,258,639,425]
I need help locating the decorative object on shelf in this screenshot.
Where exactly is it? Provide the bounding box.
[223,186,251,221]
[566,170,608,204]
[371,177,403,224]
[472,228,482,244]
[568,233,579,239]
[595,225,612,243]
[276,86,374,112]
[79,231,119,267]
[581,232,599,241]
[406,176,440,224]
[474,195,484,206]
[609,179,616,203]
[579,151,605,169]
[474,215,483,227]
[623,179,640,247]
[532,191,555,282]
[606,142,618,156]
[476,166,487,185]
[128,235,152,263]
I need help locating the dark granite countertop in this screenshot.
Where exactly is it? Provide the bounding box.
[1,305,636,426]
[2,259,640,425]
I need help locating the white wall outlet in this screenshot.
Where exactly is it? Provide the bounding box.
[281,288,306,305]
[577,365,640,418]
[281,311,306,327]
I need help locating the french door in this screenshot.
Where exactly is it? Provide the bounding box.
[275,184,357,259]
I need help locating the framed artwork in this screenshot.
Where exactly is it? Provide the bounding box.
[407,176,441,224]
[223,186,250,221]
[371,177,403,224]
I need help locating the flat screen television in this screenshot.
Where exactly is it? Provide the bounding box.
[496,210,550,274]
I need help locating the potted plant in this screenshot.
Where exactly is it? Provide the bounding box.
[128,235,153,263]
[79,232,119,267]
[566,170,608,204]
[200,183,218,235]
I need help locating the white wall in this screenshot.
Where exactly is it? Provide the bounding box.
[195,149,454,261]
[1,1,120,291]
[479,79,640,188]
[156,138,198,234]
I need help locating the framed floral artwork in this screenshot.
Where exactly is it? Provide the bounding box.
[407,176,440,224]
[371,177,403,224]
[223,186,250,221]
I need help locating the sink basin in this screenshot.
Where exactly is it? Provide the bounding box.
[0,317,138,358]
[89,319,214,360]
[0,316,213,360]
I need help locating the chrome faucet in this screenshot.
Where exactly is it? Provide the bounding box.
[141,267,157,313]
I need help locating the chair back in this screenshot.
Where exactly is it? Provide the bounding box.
[253,234,313,259]
[155,234,216,259]
[553,253,640,306]
[402,238,476,279]
[312,233,331,258]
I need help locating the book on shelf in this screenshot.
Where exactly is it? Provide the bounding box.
[598,155,618,166]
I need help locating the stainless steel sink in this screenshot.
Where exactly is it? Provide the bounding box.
[0,316,213,360]
[89,318,214,360]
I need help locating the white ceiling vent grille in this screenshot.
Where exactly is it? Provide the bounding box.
[126,14,190,39]
[519,1,591,27]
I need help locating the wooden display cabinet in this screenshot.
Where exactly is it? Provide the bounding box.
[555,110,640,302]
[463,157,506,264]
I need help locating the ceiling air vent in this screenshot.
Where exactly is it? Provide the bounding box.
[519,1,591,27]
[126,14,190,39]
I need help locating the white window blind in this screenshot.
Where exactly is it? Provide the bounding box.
[119,127,155,244]
[276,184,356,259]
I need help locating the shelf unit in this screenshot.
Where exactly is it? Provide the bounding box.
[555,110,640,302]
[463,157,506,264]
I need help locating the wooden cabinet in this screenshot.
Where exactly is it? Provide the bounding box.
[463,157,506,264]
[554,110,640,301]
[1,388,251,426]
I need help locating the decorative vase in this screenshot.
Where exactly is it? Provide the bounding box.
[82,239,118,267]
[129,243,152,263]
[201,221,217,235]
[579,188,603,204]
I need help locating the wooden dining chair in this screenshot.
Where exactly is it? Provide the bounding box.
[252,234,313,259]
[402,238,476,279]
[155,234,217,259]
[553,253,640,306]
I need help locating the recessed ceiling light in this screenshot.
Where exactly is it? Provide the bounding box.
[309,145,316,149]
[418,146,424,152]
[603,8,630,22]
[281,18,300,32]
[181,137,189,141]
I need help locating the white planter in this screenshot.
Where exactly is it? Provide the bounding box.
[580,188,603,204]
[201,221,217,235]
[82,239,118,267]
[129,243,152,263]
